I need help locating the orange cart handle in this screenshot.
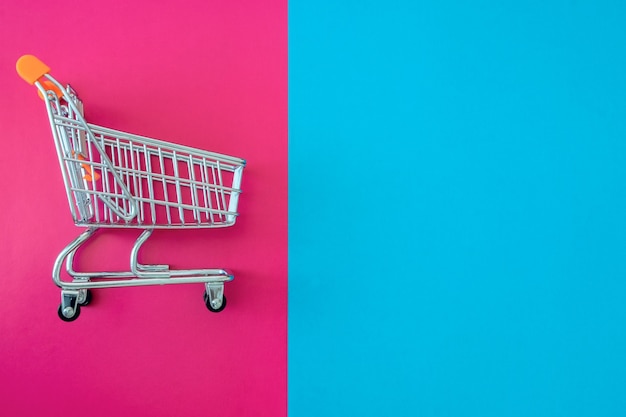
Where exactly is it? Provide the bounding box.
[16,54,50,85]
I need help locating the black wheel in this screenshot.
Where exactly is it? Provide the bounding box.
[204,293,227,313]
[78,289,92,306]
[58,304,81,322]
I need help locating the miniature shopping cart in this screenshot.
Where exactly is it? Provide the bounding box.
[16,55,246,321]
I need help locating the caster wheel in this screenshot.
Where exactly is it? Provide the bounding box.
[78,289,92,306]
[58,304,81,322]
[204,293,227,313]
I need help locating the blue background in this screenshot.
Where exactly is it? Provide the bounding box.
[289,1,626,416]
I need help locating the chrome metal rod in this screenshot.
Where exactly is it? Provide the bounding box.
[56,274,233,290]
[53,227,98,288]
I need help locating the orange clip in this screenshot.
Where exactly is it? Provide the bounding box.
[74,153,101,181]
[37,80,64,101]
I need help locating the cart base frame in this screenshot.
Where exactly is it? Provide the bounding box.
[54,228,233,321]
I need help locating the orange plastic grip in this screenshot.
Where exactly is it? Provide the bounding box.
[16,55,50,85]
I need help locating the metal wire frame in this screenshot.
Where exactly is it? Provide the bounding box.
[28,73,245,319]
[35,74,245,229]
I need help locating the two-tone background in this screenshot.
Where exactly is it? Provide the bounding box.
[1,1,625,416]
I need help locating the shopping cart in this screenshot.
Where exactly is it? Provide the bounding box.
[16,55,246,321]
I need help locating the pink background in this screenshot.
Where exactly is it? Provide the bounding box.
[0,1,287,416]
